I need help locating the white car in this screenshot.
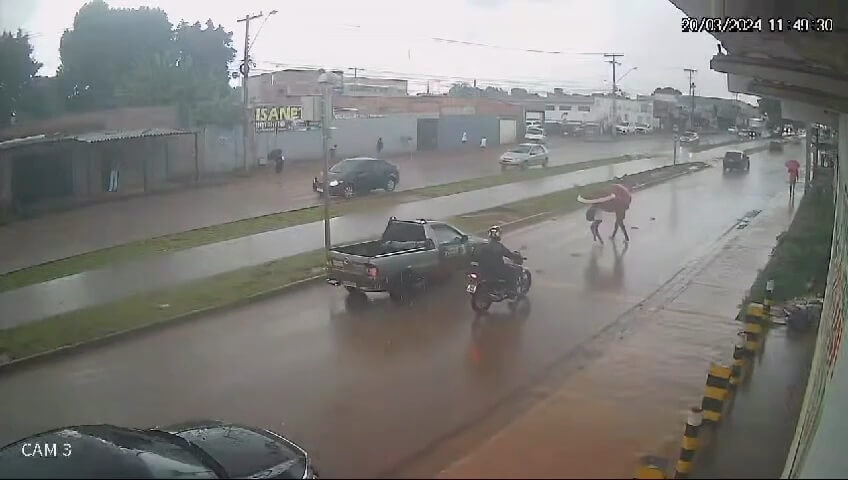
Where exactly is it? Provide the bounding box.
[679,130,700,145]
[524,126,547,143]
[525,120,542,129]
[634,123,653,134]
[500,143,549,170]
[615,123,636,135]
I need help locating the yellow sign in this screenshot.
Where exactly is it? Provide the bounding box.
[254,106,304,132]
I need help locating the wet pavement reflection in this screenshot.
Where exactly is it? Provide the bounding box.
[0,142,802,478]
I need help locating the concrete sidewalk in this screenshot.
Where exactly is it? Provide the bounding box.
[436,187,797,478]
[0,134,736,274]
[691,322,816,478]
[0,155,676,329]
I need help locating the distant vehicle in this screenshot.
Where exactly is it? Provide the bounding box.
[524,126,547,143]
[525,120,542,129]
[727,127,738,134]
[738,129,759,139]
[615,123,636,135]
[562,120,585,137]
[500,143,549,170]
[769,140,785,152]
[0,421,318,479]
[798,128,807,137]
[634,123,653,134]
[327,218,486,302]
[582,121,601,136]
[679,130,700,145]
[543,121,563,136]
[313,157,399,199]
[723,150,750,172]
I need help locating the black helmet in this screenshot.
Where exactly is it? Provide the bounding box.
[487,225,502,241]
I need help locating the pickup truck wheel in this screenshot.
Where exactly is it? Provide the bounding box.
[520,161,528,170]
[542,157,549,167]
[343,184,355,198]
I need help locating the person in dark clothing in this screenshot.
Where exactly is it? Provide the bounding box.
[474,225,524,292]
[376,137,384,156]
[586,206,603,244]
[268,149,284,174]
[610,206,630,242]
[330,144,338,162]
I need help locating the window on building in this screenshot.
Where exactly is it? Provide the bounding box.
[559,105,572,111]
[578,106,591,112]
[545,104,556,111]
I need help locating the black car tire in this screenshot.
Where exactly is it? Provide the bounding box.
[745,160,750,171]
[385,176,397,192]
[520,161,528,170]
[542,157,549,167]
[343,183,355,199]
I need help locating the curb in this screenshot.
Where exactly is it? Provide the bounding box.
[0,273,326,375]
[0,162,709,374]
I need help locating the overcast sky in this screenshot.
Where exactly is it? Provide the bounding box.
[1,0,754,101]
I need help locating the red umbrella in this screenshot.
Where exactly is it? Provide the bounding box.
[577,183,632,212]
[785,160,801,170]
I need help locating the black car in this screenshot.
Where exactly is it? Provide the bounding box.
[0,421,317,479]
[313,157,399,198]
[723,150,750,172]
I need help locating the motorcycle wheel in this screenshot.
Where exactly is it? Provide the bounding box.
[471,289,492,313]
[519,269,532,296]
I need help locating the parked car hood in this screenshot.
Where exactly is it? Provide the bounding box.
[501,151,532,161]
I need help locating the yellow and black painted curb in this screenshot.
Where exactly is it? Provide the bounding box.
[743,303,767,354]
[701,363,732,424]
[674,407,703,479]
[764,279,775,316]
[634,455,669,479]
[729,334,748,391]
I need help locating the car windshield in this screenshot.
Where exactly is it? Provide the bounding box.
[724,152,743,160]
[329,159,366,174]
[509,145,533,154]
[527,128,543,135]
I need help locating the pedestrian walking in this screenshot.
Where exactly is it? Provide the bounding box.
[609,206,630,242]
[376,137,384,157]
[586,206,603,244]
[461,131,468,145]
[268,148,284,175]
[480,136,487,149]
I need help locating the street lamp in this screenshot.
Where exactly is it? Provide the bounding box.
[318,70,342,263]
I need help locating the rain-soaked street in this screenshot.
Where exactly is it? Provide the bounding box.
[0,142,803,477]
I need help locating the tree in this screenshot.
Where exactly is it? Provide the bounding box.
[652,86,682,96]
[0,29,42,126]
[59,0,174,111]
[758,97,782,129]
[174,20,235,93]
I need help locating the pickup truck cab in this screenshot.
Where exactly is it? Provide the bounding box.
[327,218,485,301]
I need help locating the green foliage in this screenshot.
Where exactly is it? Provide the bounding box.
[57,1,236,115]
[0,29,42,126]
[758,97,783,130]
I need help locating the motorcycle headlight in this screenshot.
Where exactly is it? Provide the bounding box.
[328,180,340,187]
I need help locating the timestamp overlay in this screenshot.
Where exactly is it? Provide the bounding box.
[682,16,835,33]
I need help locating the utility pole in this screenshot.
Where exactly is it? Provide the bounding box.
[237,12,263,173]
[684,68,697,130]
[318,70,339,263]
[604,53,623,137]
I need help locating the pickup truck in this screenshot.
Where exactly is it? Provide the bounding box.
[327,218,485,301]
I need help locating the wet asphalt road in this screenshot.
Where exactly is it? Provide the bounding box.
[0,142,801,478]
[0,133,737,274]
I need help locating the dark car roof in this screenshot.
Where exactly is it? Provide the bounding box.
[0,425,219,479]
[0,422,308,479]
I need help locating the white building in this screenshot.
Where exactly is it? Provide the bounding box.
[592,95,656,127]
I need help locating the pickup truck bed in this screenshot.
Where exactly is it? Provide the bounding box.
[327,218,483,297]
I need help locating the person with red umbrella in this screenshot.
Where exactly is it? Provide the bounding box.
[578,183,632,242]
[786,160,801,196]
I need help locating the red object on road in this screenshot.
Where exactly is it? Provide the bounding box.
[577,183,632,213]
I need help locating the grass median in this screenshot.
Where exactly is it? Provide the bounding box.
[746,167,835,304]
[0,161,708,365]
[0,152,654,293]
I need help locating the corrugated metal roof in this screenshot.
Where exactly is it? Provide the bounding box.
[73,128,191,143]
[0,134,73,151]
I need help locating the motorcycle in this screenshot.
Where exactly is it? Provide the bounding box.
[466,252,532,313]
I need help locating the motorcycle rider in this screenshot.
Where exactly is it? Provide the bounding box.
[474,226,524,293]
